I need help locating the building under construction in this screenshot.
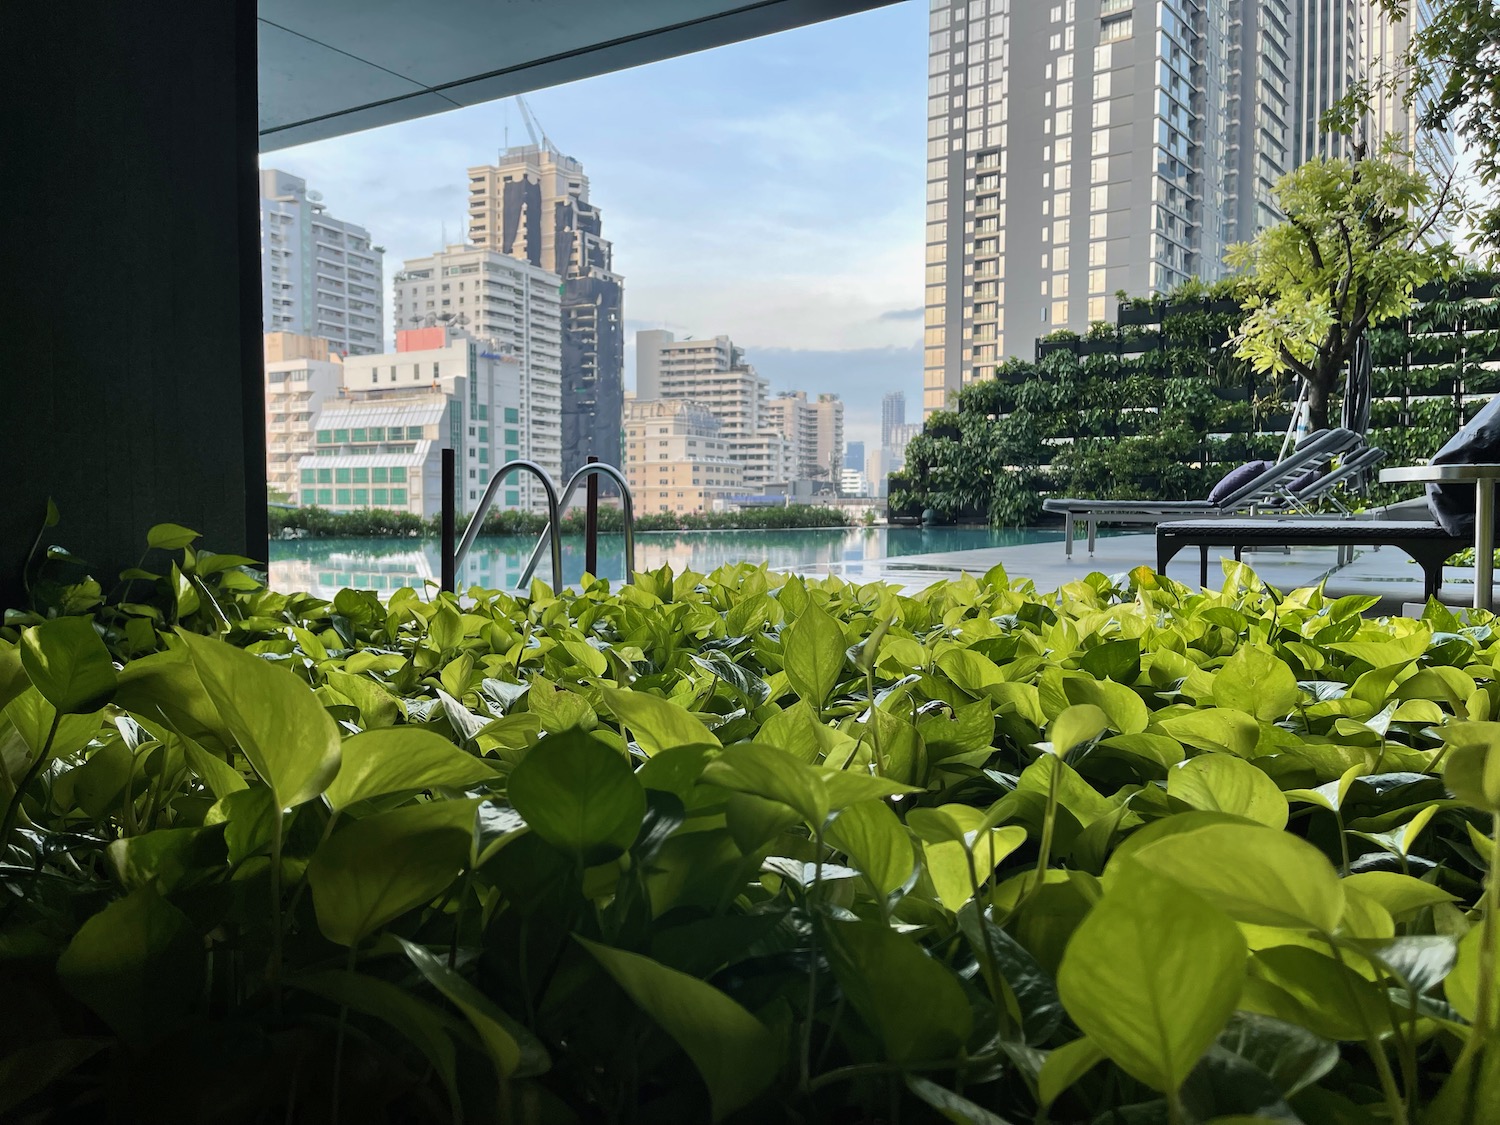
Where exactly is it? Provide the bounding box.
[466,99,625,480]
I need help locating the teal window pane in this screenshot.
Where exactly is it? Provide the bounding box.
[505,447,518,461]
[334,429,349,443]
[504,408,519,424]
[408,426,425,440]
[300,469,315,484]
[335,468,351,483]
[373,488,388,504]
[352,428,367,442]
[368,426,385,441]
[391,488,408,504]
[478,449,489,464]
[504,429,518,444]
[390,467,407,483]
[505,490,519,506]
[301,489,315,505]
[478,427,489,442]
[317,468,332,484]
[317,489,333,505]
[353,489,368,505]
[372,467,388,483]
[335,489,351,505]
[317,430,332,444]
[353,468,369,484]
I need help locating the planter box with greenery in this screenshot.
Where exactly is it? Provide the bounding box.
[2,526,1498,1123]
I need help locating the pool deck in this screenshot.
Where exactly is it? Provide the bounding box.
[792,532,1478,616]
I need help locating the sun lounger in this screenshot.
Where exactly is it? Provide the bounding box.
[1043,428,1363,557]
[1155,517,1463,597]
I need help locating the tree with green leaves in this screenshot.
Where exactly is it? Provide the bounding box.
[1227,147,1455,430]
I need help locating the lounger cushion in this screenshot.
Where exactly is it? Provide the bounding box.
[1429,393,1500,535]
[1208,460,1270,504]
[1288,464,1328,493]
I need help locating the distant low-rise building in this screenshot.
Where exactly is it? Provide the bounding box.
[624,397,744,514]
[265,332,343,503]
[840,467,870,497]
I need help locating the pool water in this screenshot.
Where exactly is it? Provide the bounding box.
[267,526,1063,598]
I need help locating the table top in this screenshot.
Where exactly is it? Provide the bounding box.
[1380,464,1500,484]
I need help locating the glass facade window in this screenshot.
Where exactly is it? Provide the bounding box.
[373,488,388,505]
[352,468,369,484]
[300,469,315,484]
[390,467,408,483]
[372,467,388,483]
[333,429,349,443]
[335,489,351,505]
[335,468,351,484]
[351,428,367,442]
[391,488,408,505]
[317,489,332,505]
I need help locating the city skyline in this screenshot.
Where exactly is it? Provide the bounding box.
[259,3,929,452]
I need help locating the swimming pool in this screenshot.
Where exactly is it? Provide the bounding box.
[266,525,1064,598]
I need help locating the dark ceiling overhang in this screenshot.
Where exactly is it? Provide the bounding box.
[259,0,901,151]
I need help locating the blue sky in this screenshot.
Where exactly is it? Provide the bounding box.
[263,1,929,448]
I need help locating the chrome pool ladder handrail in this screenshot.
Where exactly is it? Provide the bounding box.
[516,462,636,590]
[452,459,563,593]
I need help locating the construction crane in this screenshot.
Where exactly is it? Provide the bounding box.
[515,96,558,156]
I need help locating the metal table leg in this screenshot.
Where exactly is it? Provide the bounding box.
[1477,478,1495,612]
[1065,514,1074,559]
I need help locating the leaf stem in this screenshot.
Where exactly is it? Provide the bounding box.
[331,942,358,1124]
[0,712,60,860]
[268,805,285,1012]
[800,825,825,1095]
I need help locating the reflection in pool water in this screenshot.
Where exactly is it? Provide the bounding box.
[267,526,1063,599]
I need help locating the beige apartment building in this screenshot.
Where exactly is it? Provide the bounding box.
[624,397,744,514]
[635,329,793,490]
[264,331,344,502]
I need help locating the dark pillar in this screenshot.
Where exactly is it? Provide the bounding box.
[0,0,264,609]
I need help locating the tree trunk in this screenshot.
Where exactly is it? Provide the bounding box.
[1305,362,1335,431]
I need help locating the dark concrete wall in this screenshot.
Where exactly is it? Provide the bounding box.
[0,1,264,608]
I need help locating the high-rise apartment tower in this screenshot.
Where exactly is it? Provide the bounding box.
[467,142,624,477]
[921,0,1447,416]
[881,391,906,446]
[260,170,384,356]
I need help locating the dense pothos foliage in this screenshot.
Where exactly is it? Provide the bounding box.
[892,274,1500,526]
[3,525,1500,1123]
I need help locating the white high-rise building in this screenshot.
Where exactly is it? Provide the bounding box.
[259,169,384,356]
[634,329,793,490]
[921,0,1449,416]
[299,316,562,518]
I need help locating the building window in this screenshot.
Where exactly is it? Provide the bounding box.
[373,488,388,505]
[391,467,408,483]
[317,488,333,505]
[335,468,351,484]
[390,488,407,505]
[1051,300,1070,324]
[353,468,369,484]
[300,469,315,484]
[335,489,351,505]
